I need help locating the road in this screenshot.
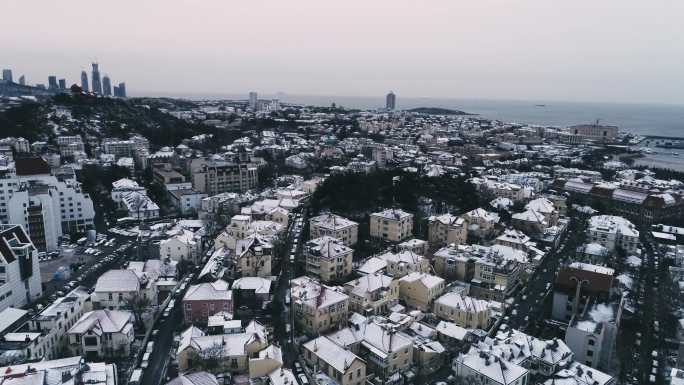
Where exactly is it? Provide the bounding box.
[140,297,184,385]
[500,216,586,336]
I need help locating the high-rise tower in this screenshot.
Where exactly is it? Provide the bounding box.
[2,69,12,83]
[91,63,102,94]
[385,91,396,110]
[102,75,112,96]
[81,71,89,92]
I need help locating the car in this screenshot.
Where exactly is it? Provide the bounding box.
[152,329,159,338]
[297,374,309,385]
[163,309,171,318]
[146,341,155,353]
[294,362,302,373]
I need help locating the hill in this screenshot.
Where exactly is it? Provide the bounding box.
[407,107,472,115]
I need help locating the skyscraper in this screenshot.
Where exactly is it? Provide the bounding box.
[58,79,66,89]
[385,91,396,110]
[80,71,89,92]
[249,91,258,110]
[117,82,126,97]
[2,69,12,83]
[102,75,112,96]
[91,63,102,94]
[48,76,58,90]
[18,75,25,85]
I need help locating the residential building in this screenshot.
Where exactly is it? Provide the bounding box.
[453,348,529,385]
[182,280,233,324]
[0,224,42,311]
[398,272,445,311]
[93,269,158,310]
[234,235,273,277]
[67,310,134,359]
[369,209,413,242]
[565,300,623,370]
[302,336,366,385]
[2,159,95,251]
[305,236,354,283]
[343,273,399,316]
[428,213,467,248]
[176,321,269,373]
[309,214,359,246]
[327,315,413,383]
[110,178,145,209]
[169,189,207,215]
[461,208,500,239]
[433,292,494,329]
[29,287,91,360]
[191,158,259,195]
[587,215,640,253]
[160,230,201,265]
[290,276,349,336]
[120,191,160,220]
[0,356,118,385]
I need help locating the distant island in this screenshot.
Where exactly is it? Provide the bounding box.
[406,107,472,115]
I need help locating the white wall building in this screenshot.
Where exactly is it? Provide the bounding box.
[0,224,42,312]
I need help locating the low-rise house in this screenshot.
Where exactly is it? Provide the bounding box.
[327,315,413,384]
[397,239,429,256]
[235,235,273,278]
[93,269,158,310]
[176,321,269,373]
[398,272,445,311]
[309,214,359,246]
[232,277,272,309]
[121,191,160,220]
[428,213,467,248]
[302,336,366,385]
[168,189,208,215]
[67,310,135,359]
[305,236,354,283]
[373,250,429,278]
[248,344,283,378]
[370,209,414,242]
[453,347,529,385]
[462,208,500,240]
[166,372,219,385]
[182,280,233,325]
[433,292,495,329]
[344,273,399,316]
[160,230,202,265]
[291,276,349,336]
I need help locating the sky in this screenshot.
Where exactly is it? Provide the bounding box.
[2,0,683,105]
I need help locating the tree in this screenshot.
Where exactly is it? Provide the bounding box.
[124,293,151,329]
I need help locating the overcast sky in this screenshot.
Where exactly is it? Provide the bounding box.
[2,0,683,104]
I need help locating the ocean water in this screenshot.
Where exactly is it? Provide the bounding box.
[278,95,684,138]
[159,91,684,138]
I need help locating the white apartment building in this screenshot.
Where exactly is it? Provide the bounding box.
[309,214,359,246]
[1,159,95,251]
[587,215,640,253]
[0,224,42,312]
[29,286,91,360]
[370,209,414,242]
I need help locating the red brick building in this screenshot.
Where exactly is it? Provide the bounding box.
[182,280,233,324]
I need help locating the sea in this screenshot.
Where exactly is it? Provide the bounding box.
[145,91,684,170]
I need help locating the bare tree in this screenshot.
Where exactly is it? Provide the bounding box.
[124,293,151,329]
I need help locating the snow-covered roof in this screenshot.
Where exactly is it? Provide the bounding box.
[184,280,232,302]
[68,310,133,335]
[303,336,363,372]
[94,269,140,292]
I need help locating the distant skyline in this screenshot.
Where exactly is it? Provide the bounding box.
[2,0,683,105]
